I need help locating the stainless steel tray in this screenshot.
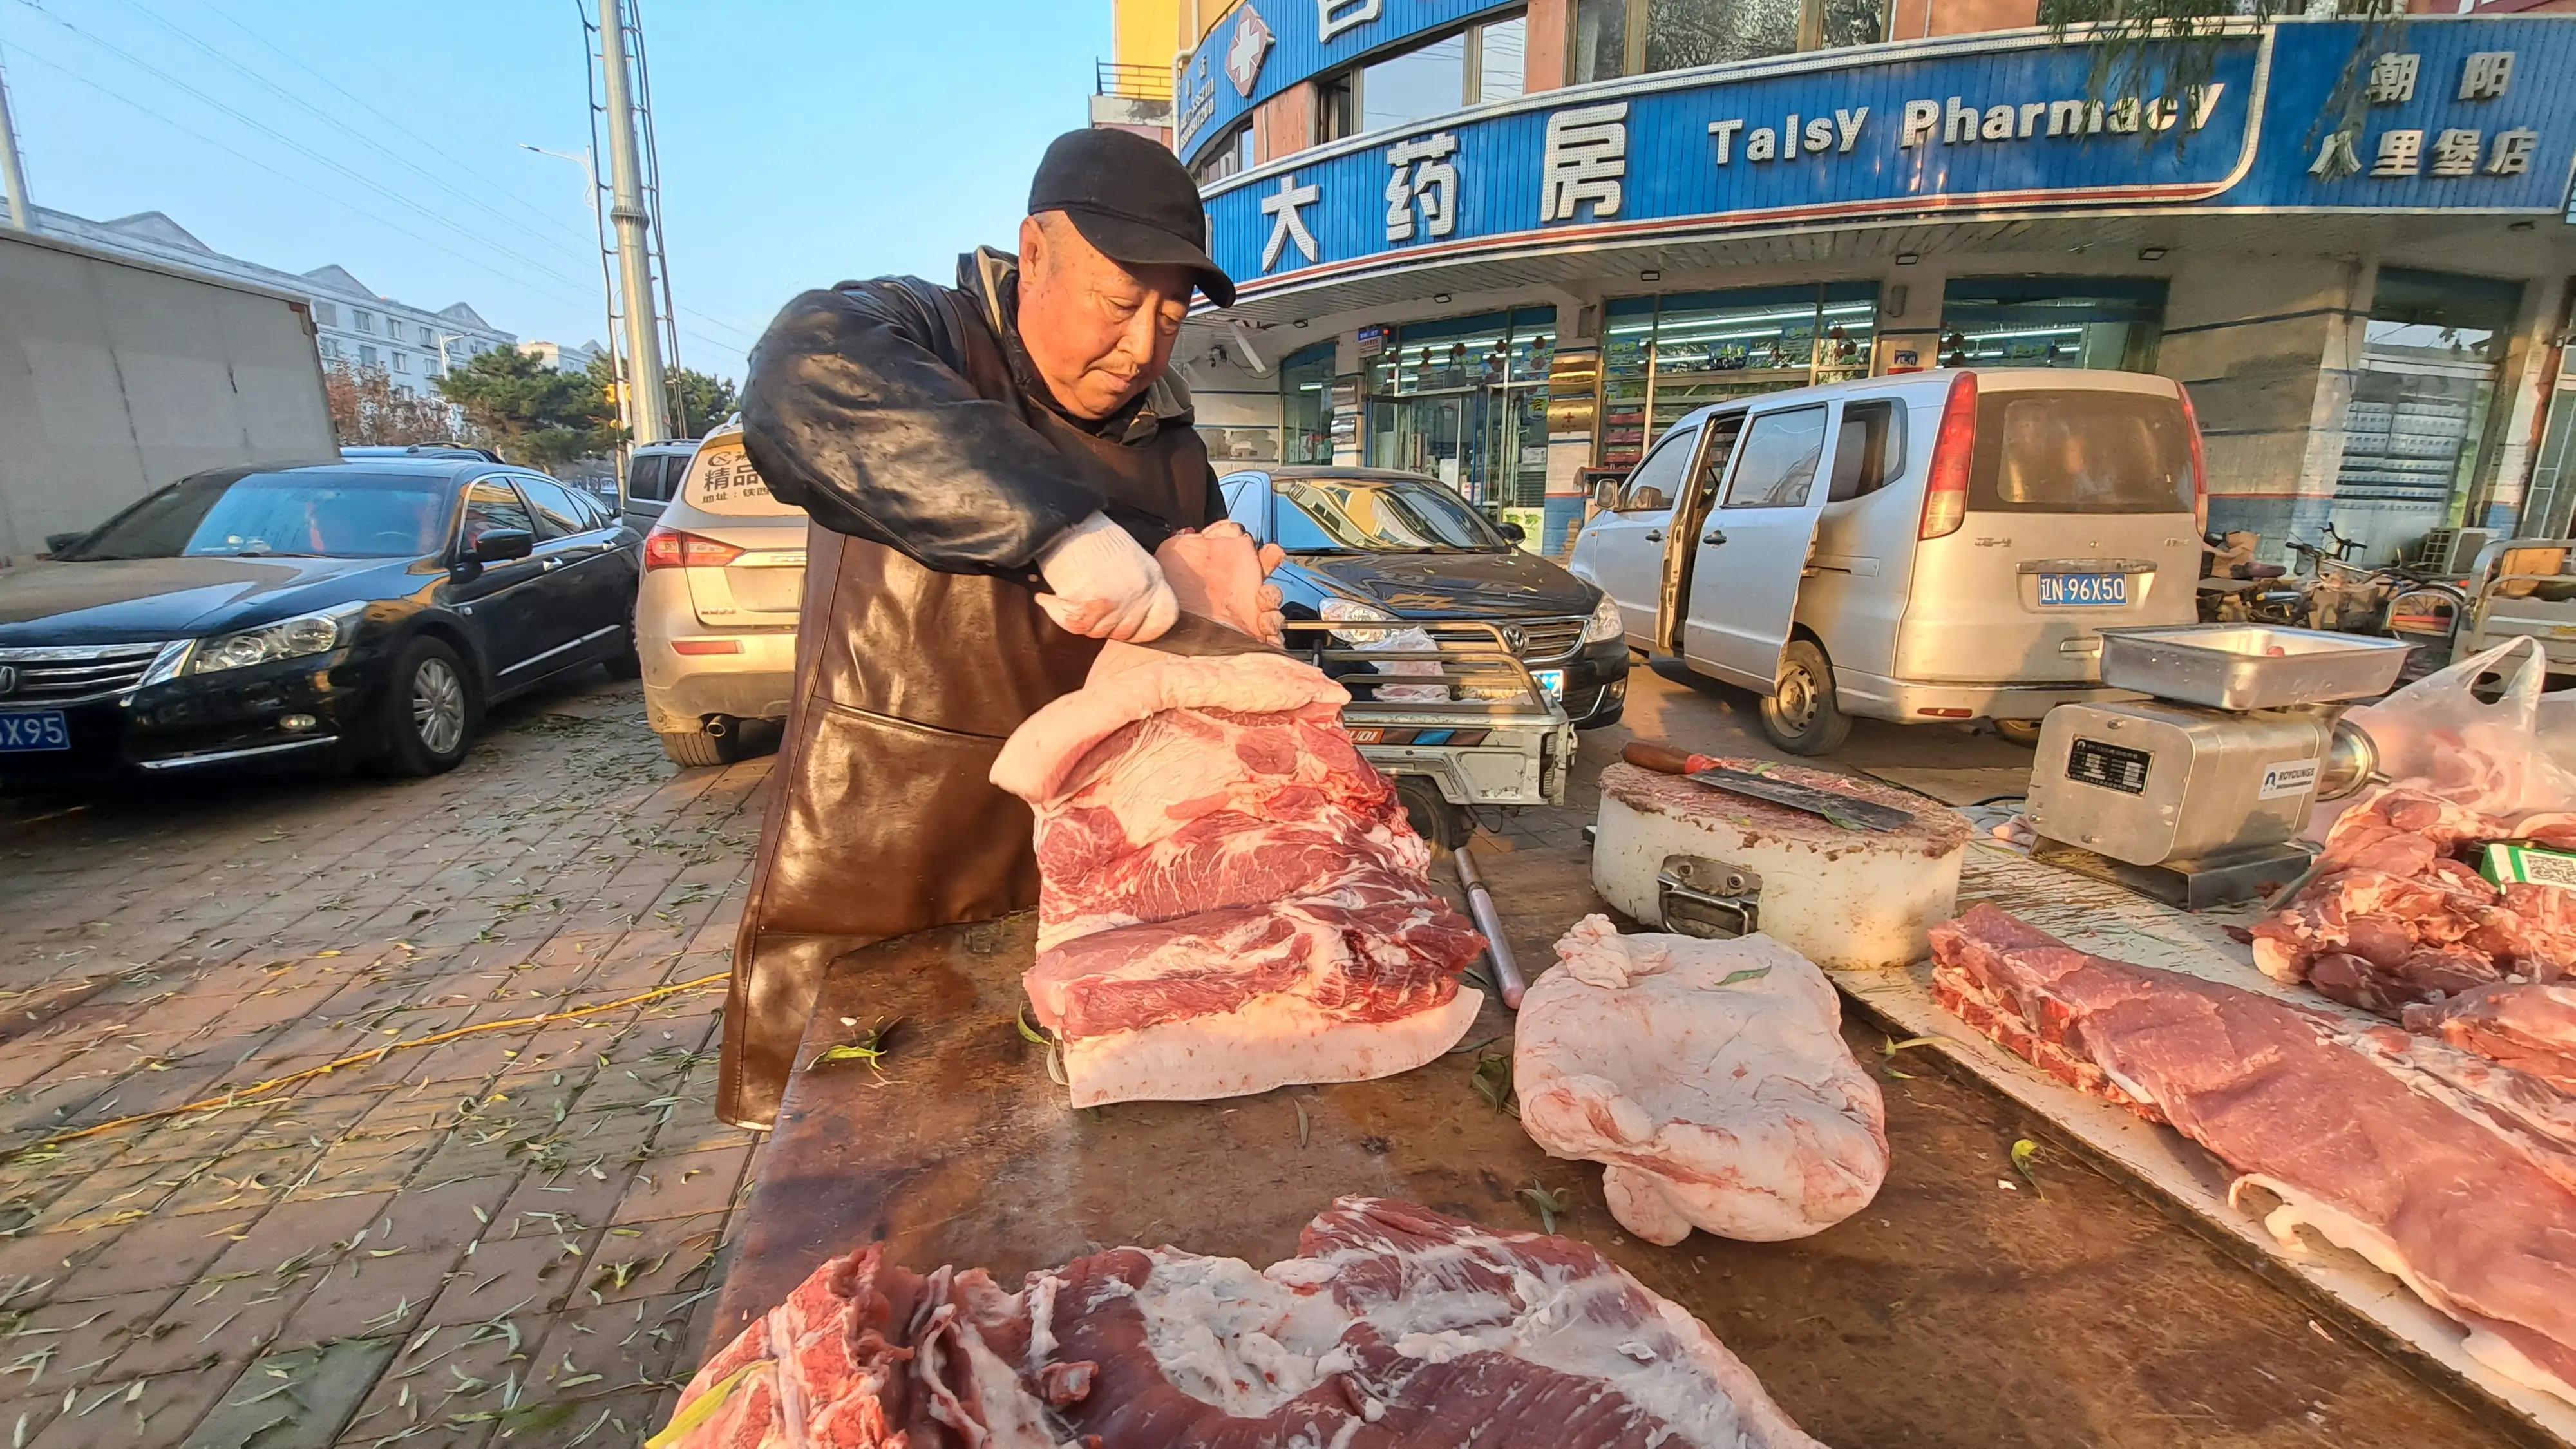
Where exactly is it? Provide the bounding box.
[2096,625,2412,710]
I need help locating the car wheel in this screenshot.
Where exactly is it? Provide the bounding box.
[1394,776,1472,850]
[602,621,643,680]
[1759,638,1852,756]
[1994,719,2045,746]
[381,637,476,776]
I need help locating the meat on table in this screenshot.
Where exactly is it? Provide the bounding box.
[988,525,1486,1106]
[1933,904,2576,1406]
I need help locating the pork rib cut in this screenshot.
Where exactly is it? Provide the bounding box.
[657,1197,1831,1448]
[992,529,1482,1106]
[1933,904,2576,1405]
[1517,916,1887,1244]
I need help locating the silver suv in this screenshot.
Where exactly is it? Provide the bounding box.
[634,421,806,764]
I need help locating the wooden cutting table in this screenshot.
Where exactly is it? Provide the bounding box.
[711,846,2513,1448]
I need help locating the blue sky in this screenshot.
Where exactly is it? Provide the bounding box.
[0,0,1112,382]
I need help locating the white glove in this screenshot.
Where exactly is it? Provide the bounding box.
[1035,513,1179,642]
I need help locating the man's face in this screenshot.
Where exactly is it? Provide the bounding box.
[1017,213,1194,421]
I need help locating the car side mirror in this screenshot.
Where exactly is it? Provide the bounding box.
[1498,520,1526,544]
[1627,484,1669,512]
[1591,480,1622,513]
[43,531,86,556]
[470,529,534,563]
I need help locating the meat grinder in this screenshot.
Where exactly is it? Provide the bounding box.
[2023,625,2410,908]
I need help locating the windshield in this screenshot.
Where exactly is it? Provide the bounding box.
[63,469,451,561]
[1273,478,1506,553]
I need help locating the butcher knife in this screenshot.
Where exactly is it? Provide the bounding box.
[1132,609,1293,660]
[1043,607,1290,659]
[1621,742,1912,833]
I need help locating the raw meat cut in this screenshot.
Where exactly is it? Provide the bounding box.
[2248,788,2575,1016]
[1515,916,1886,1244]
[1933,904,2576,1405]
[2341,1024,2576,1198]
[656,1197,1832,1448]
[2407,982,2576,1094]
[992,528,1484,1106]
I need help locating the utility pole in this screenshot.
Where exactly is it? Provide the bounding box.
[597,1,670,445]
[0,51,32,231]
[518,142,632,442]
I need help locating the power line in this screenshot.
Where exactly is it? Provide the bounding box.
[2,39,746,362]
[204,0,757,350]
[108,0,602,258]
[5,0,613,305]
[184,0,598,251]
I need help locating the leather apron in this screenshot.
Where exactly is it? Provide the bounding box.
[719,287,1214,1128]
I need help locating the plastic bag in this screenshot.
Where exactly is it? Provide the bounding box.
[1352,626,1450,703]
[2311,637,2576,840]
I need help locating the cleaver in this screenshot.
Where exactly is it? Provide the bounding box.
[1133,609,1291,660]
[1621,741,1912,833]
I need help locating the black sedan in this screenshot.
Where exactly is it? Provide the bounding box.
[1217,466,1628,727]
[0,459,641,782]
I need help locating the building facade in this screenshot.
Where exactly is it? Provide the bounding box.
[1135,2,2576,562]
[520,339,607,374]
[28,207,517,397]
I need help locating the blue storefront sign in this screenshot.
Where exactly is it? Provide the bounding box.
[1200,19,2576,303]
[1177,0,1519,159]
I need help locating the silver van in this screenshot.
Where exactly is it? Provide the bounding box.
[1568,368,2206,753]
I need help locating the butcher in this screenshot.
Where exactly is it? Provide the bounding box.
[720,129,1257,1128]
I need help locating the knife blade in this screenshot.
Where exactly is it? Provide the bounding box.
[1131,609,1291,660]
[1621,741,1912,833]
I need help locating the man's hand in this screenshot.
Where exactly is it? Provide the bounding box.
[1035,514,1178,641]
[1157,522,1286,645]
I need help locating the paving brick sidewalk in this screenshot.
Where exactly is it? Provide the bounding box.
[0,679,769,1447]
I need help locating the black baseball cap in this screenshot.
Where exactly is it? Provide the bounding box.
[1028,129,1236,308]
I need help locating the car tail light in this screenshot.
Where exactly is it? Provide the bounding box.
[2177,383,2211,534]
[643,527,746,571]
[671,639,744,655]
[1919,370,1977,540]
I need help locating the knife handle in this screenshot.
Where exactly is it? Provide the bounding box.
[1622,741,1715,776]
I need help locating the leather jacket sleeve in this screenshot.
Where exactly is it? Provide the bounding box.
[740,281,1103,573]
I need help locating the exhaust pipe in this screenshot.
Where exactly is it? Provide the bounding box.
[703,715,732,739]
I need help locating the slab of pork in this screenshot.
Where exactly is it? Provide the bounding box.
[990,527,1484,1106]
[657,1197,1831,1448]
[1516,916,1887,1244]
[1933,904,2576,1406]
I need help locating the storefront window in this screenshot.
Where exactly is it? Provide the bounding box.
[1361,33,1468,133]
[1647,0,1802,70]
[1278,342,1337,466]
[2331,268,2523,559]
[1569,0,1888,82]
[1597,284,1879,469]
[1364,307,1558,509]
[1571,0,1626,82]
[1936,278,2167,373]
[1477,16,1528,104]
[1192,121,1256,186]
[1349,13,1528,135]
